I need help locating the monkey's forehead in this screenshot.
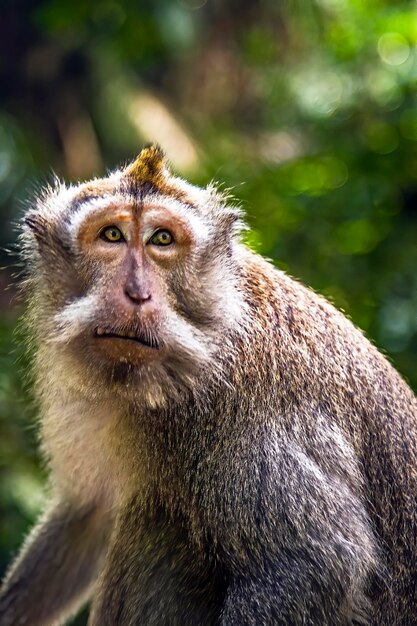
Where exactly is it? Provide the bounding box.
[38,165,214,227]
[73,145,207,209]
[29,145,233,230]
[67,191,213,247]
[67,170,204,215]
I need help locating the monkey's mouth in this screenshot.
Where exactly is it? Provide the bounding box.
[94,327,160,349]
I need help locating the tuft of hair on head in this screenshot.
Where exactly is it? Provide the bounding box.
[123,144,168,191]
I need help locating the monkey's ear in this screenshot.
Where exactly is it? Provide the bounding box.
[124,144,169,188]
[24,213,49,243]
[24,212,72,262]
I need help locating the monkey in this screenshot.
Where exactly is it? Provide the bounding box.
[0,144,417,626]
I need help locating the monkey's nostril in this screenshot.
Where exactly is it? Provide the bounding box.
[124,286,151,305]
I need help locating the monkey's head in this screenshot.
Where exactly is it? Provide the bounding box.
[22,146,247,405]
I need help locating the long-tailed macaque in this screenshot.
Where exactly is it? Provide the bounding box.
[1,145,417,625]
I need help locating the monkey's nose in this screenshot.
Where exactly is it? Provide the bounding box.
[123,282,151,305]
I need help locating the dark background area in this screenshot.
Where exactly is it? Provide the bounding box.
[1,1,417,623]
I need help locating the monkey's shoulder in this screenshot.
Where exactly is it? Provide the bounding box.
[239,246,365,342]
[239,247,416,414]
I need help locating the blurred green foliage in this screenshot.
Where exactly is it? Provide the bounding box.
[1,0,417,622]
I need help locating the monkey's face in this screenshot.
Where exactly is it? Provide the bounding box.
[68,194,219,367]
[23,147,246,402]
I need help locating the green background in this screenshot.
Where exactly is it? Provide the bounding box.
[1,1,417,623]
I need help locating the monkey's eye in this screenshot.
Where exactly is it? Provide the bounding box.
[148,229,174,246]
[100,226,125,243]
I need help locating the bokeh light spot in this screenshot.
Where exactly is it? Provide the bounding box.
[378,33,410,66]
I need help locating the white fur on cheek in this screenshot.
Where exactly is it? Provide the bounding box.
[163,309,213,363]
[50,293,101,343]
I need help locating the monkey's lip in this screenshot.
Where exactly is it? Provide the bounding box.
[94,327,160,349]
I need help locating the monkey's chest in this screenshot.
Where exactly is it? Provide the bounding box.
[44,401,129,510]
